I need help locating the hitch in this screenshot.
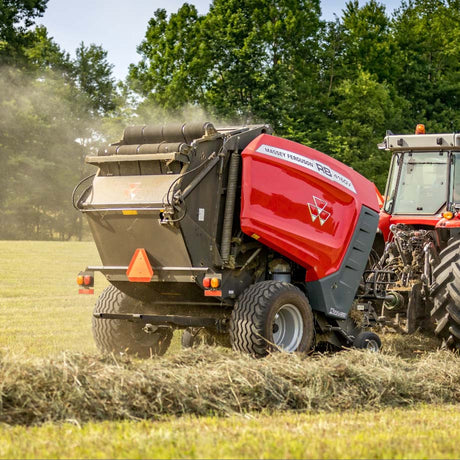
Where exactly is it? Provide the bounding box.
[93,312,229,331]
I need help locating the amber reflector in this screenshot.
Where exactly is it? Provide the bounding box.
[415,124,426,134]
[211,277,220,288]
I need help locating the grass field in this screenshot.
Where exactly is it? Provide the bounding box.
[1,406,459,459]
[0,241,104,356]
[0,241,459,459]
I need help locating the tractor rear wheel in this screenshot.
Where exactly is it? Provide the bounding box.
[430,236,460,350]
[92,285,173,357]
[230,281,314,357]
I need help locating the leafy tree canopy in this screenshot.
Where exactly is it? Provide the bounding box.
[0,0,48,63]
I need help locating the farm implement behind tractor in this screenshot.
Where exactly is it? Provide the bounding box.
[73,120,385,357]
[366,125,460,349]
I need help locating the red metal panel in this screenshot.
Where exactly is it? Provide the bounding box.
[240,134,379,281]
[436,216,460,229]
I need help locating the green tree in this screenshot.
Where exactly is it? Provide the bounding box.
[129,0,323,130]
[325,71,406,190]
[24,25,72,75]
[129,4,204,112]
[0,17,118,239]
[391,0,460,130]
[340,0,394,82]
[199,0,323,128]
[0,68,90,239]
[0,0,48,63]
[73,42,117,115]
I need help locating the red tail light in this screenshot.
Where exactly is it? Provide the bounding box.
[84,275,93,286]
[203,277,211,288]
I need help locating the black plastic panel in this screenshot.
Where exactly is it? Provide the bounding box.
[305,205,379,319]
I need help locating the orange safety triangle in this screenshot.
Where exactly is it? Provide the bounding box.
[126,248,154,282]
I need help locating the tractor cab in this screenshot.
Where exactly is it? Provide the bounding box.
[378,126,460,240]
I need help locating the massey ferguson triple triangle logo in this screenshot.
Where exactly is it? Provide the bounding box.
[308,196,331,226]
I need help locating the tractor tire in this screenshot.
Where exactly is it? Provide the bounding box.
[430,235,460,350]
[92,285,173,358]
[353,331,381,352]
[230,281,314,357]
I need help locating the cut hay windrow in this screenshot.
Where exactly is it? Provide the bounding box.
[0,347,459,426]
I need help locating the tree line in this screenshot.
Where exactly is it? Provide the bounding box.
[0,0,459,240]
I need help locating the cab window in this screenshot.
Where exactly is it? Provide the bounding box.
[390,152,447,214]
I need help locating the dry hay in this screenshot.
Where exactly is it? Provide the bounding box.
[0,339,459,426]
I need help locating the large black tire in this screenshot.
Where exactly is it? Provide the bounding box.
[430,236,460,350]
[92,285,173,358]
[230,281,315,357]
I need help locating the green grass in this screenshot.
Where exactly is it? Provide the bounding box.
[0,241,106,356]
[0,405,459,459]
[0,241,458,459]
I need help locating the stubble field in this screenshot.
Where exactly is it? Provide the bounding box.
[0,241,459,459]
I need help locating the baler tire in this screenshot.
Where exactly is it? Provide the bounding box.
[230,281,314,357]
[353,331,381,352]
[92,285,173,358]
[430,235,460,350]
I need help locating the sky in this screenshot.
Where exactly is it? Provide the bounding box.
[38,0,402,81]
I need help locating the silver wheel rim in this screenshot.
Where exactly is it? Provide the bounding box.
[365,339,379,352]
[272,303,304,352]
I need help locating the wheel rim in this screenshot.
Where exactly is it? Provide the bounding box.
[365,339,379,352]
[272,303,304,352]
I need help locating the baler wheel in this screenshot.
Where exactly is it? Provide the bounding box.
[430,235,460,351]
[353,331,381,352]
[92,285,173,358]
[230,281,314,357]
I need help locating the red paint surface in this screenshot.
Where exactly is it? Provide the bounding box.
[377,211,458,241]
[240,134,379,281]
[436,216,460,229]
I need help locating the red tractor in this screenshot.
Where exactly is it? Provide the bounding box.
[365,125,460,349]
